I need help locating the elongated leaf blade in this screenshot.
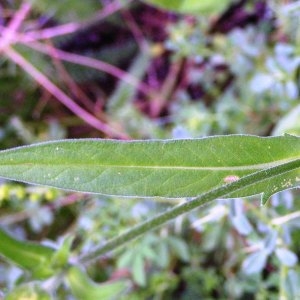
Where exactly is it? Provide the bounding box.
[142,0,232,15]
[0,135,299,199]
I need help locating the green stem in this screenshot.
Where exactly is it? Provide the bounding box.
[80,159,300,264]
[279,264,288,300]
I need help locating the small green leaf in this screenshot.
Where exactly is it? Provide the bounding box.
[140,245,157,261]
[0,229,55,279]
[29,0,101,21]
[167,237,190,262]
[67,266,128,300]
[156,242,169,268]
[0,135,299,201]
[132,254,146,286]
[107,51,150,111]
[118,250,136,269]
[142,0,233,15]
[51,235,74,268]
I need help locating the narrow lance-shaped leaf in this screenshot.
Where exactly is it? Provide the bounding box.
[0,135,299,202]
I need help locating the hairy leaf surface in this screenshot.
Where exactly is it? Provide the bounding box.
[0,135,299,200]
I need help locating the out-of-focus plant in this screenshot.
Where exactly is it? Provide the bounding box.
[1,0,300,299]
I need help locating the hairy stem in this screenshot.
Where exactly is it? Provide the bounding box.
[80,158,300,264]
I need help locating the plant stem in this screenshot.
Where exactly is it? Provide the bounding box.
[0,2,31,52]
[22,41,155,98]
[5,46,129,139]
[279,264,288,300]
[80,158,300,264]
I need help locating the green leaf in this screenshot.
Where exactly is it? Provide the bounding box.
[107,51,150,112]
[118,249,136,269]
[0,229,55,279]
[142,0,233,15]
[0,135,299,202]
[51,235,74,268]
[29,0,102,21]
[156,242,169,268]
[67,266,128,300]
[132,254,146,286]
[167,237,190,262]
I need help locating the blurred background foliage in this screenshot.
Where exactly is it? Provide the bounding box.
[1,0,300,299]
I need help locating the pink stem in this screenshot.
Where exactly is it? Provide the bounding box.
[18,0,133,43]
[5,46,129,139]
[23,41,155,97]
[0,2,31,51]
[91,0,132,22]
[20,23,81,42]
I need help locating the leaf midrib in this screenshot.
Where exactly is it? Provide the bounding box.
[2,156,300,171]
